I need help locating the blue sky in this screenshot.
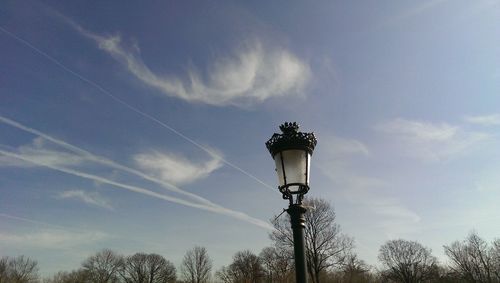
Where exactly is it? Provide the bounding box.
[1,0,500,276]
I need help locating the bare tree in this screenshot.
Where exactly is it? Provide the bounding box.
[444,232,500,283]
[0,257,8,283]
[259,247,293,283]
[378,239,438,283]
[215,250,264,283]
[121,253,148,283]
[493,239,500,281]
[0,256,39,283]
[144,254,176,283]
[271,197,354,283]
[43,270,88,283]
[82,249,123,283]
[233,250,264,283]
[181,246,212,283]
[341,254,372,283]
[215,266,237,283]
[120,253,176,283]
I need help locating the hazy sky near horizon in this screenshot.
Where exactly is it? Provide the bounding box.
[1,0,500,276]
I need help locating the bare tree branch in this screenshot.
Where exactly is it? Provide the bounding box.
[378,239,438,283]
[270,198,353,283]
[181,246,212,283]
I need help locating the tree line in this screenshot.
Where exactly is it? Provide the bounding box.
[1,247,209,283]
[2,198,499,283]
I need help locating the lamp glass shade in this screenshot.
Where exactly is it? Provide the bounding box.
[273,149,310,192]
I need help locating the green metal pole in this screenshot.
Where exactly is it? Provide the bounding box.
[287,204,308,283]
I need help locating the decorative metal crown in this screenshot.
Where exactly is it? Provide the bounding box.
[266,122,317,157]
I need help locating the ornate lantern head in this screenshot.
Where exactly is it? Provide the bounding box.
[266,122,317,204]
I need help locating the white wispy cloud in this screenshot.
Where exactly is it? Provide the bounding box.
[0,116,218,206]
[473,168,500,193]
[321,165,418,221]
[374,0,448,29]
[464,114,500,126]
[0,213,68,229]
[0,229,108,249]
[56,190,113,210]
[74,25,310,106]
[315,135,370,180]
[366,193,422,237]
[0,137,84,168]
[134,150,223,185]
[376,118,458,142]
[0,116,272,229]
[317,134,421,237]
[322,168,422,238]
[375,118,489,161]
[321,136,370,157]
[0,24,275,191]
[0,148,272,230]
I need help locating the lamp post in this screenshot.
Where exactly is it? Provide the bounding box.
[266,122,317,283]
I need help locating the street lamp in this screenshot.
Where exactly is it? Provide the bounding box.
[266,122,317,283]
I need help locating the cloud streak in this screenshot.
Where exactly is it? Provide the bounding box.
[317,134,421,237]
[0,213,69,230]
[464,114,500,126]
[375,118,489,161]
[320,165,420,231]
[321,136,370,157]
[0,26,275,192]
[0,148,272,230]
[0,229,108,249]
[72,23,310,107]
[56,190,113,210]
[376,118,458,142]
[134,150,223,185]
[0,116,219,206]
[375,0,449,29]
[0,116,271,229]
[0,137,84,168]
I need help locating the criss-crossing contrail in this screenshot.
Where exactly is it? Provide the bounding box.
[0,115,217,207]
[0,148,272,230]
[0,115,272,229]
[0,25,275,193]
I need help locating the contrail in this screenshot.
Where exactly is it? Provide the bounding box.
[0,213,68,230]
[0,116,273,229]
[0,149,272,230]
[0,212,172,248]
[374,0,449,30]
[0,115,217,207]
[0,25,276,193]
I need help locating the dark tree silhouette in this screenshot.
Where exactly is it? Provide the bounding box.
[341,254,371,283]
[216,250,264,283]
[43,269,88,283]
[493,239,500,281]
[181,246,212,283]
[82,249,123,283]
[271,197,353,283]
[120,253,176,283]
[0,255,39,283]
[259,247,293,283]
[378,239,438,283]
[444,232,500,283]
